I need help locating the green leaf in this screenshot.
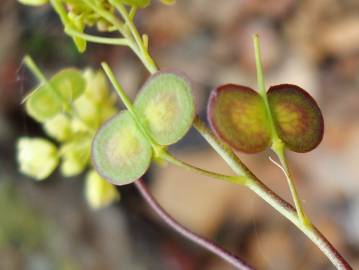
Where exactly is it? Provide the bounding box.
[92,111,152,186]
[25,68,86,122]
[121,0,151,8]
[207,84,271,153]
[268,84,324,153]
[134,72,195,145]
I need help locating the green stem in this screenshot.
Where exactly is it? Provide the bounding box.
[101,62,163,155]
[253,34,308,225]
[272,141,310,226]
[160,151,248,185]
[65,28,129,46]
[111,0,157,73]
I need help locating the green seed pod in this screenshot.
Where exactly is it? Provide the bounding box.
[50,68,86,103]
[134,72,195,145]
[25,86,63,122]
[207,84,271,153]
[268,84,324,153]
[92,111,152,186]
[25,68,86,122]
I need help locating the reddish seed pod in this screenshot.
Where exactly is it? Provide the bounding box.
[207,84,271,153]
[267,84,324,153]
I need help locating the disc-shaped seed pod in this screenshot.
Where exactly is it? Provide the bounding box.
[25,68,85,122]
[134,72,195,145]
[268,84,324,153]
[207,84,271,153]
[92,111,152,186]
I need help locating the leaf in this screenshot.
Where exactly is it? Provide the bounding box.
[92,111,152,186]
[268,84,324,152]
[134,72,195,145]
[25,68,86,122]
[207,84,271,153]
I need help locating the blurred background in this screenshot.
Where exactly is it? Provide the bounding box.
[1,0,359,269]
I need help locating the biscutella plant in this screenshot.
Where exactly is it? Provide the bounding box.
[17,1,353,270]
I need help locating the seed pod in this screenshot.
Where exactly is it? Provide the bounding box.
[25,68,85,122]
[92,111,152,186]
[134,72,195,145]
[207,84,271,153]
[268,84,324,152]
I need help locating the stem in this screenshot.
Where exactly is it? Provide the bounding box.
[45,3,353,268]
[160,151,248,185]
[134,179,254,270]
[193,117,353,270]
[111,0,157,73]
[101,62,162,153]
[65,28,129,46]
[253,34,308,224]
[272,142,310,226]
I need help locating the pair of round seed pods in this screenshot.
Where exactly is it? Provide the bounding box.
[92,72,195,186]
[207,83,324,153]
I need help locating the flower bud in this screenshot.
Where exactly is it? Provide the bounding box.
[60,137,90,177]
[17,138,59,180]
[44,114,72,142]
[85,170,120,209]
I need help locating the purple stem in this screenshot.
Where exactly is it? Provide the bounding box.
[134,179,254,270]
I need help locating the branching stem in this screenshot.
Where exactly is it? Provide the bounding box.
[45,2,353,269]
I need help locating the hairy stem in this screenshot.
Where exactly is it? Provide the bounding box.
[134,179,254,270]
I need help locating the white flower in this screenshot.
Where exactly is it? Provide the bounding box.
[85,170,119,209]
[17,137,59,180]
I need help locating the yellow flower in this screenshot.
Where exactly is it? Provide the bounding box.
[17,138,59,180]
[85,170,119,209]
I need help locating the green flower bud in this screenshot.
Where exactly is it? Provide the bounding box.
[60,136,91,177]
[82,69,112,104]
[85,170,119,209]
[44,114,72,142]
[73,94,99,127]
[17,138,59,180]
[18,0,48,6]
